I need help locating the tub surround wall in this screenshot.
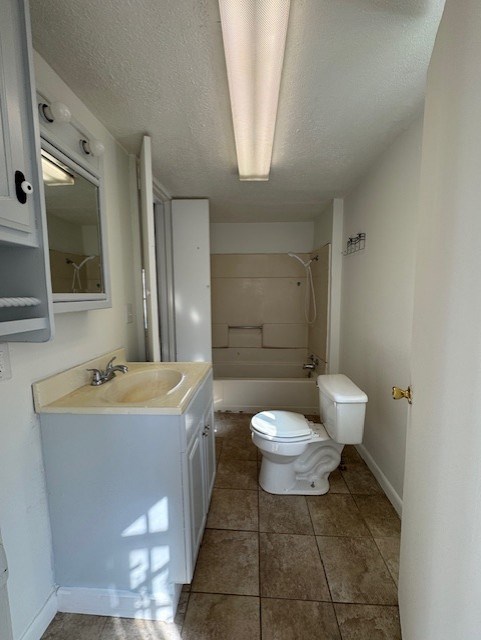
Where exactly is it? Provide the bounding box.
[0,53,143,640]
[211,253,310,378]
[340,116,423,512]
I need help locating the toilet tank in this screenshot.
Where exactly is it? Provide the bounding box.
[317,374,368,444]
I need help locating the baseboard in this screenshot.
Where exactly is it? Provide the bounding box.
[57,585,182,622]
[356,444,403,517]
[20,589,57,640]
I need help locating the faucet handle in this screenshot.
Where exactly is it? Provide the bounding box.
[87,368,102,385]
[105,356,116,372]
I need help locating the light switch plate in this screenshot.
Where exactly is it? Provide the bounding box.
[0,343,12,382]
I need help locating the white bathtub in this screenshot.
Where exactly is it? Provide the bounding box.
[213,377,319,415]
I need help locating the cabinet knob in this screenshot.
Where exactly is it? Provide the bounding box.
[15,170,32,204]
[21,180,33,195]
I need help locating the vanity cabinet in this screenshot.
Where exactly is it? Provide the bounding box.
[0,0,52,341]
[39,370,215,619]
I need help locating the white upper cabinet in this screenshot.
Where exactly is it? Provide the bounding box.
[0,0,42,239]
[0,0,52,341]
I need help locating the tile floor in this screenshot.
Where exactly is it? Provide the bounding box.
[42,412,402,639]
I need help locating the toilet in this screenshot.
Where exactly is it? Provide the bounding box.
[250,374,368,495]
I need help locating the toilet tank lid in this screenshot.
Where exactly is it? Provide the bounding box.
[317,374,368,404]
[251,411,311,438]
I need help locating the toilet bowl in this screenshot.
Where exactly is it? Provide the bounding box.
[250,374,368,495]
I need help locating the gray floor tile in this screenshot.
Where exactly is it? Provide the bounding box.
[259,491,313,535]
[328,469,350,493]
[374,537,401,586]
[41,613,68,639]
[207,488,258,531]
[317,536,398,605]
[334,603,402,639]
[353,494,401,538]
[42,614,107,639]
[219,436,258,461]
[307,494,371,537]
[215,458,259,490]
[260,533,330,601]
[214,413,253,439]
[182,593,260,640]
[101,616,181,639]
[192,529,259,596]
[341,463,383,495]
[261,599,341,640]
[341,445,363,464]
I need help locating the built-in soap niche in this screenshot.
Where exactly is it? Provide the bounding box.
[37,93,111,313]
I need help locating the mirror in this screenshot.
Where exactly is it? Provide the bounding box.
[41,142,110,311]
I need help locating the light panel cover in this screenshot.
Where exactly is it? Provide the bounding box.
[219,0,291,181]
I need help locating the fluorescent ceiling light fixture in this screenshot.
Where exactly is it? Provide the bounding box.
[219,0,290,181]
[41,151,75,186]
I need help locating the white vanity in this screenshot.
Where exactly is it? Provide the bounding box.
[33,349,215,621]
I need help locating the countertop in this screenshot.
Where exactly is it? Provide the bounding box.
[32,349,212,415]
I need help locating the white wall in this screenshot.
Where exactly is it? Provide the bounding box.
[172,199,211,362]
[328,199,343,373]
[313,203,333,248]
[210,221,315,254]
[0,53,143,640]
[340,116,423,509]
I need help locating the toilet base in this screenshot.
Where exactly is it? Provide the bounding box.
[258,440,343,496]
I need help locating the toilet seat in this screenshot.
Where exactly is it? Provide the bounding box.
[251,410,329,443]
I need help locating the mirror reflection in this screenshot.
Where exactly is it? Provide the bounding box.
[42,150,104,295]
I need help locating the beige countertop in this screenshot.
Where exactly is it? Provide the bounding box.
[33,349,212,415]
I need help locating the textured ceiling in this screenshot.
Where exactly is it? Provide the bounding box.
[29,0,445,222]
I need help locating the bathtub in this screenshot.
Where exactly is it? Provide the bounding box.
[213,362,320,414]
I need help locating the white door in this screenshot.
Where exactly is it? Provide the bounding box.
[139,136,160,361]
[0,533,13,640]
[398,1,481,638]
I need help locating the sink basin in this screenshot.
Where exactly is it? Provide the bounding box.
[104,369,184,403]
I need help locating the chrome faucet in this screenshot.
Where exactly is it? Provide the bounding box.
[87,357,129,386]
[302,363,316,371]
[303,354,320,378]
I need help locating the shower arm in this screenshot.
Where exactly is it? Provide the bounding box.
[287,252,318,268]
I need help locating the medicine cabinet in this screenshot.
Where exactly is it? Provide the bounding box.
[36,84,111,313]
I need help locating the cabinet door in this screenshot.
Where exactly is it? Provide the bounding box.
[202,403,216,505]
[187,428,206,569]
[0,0,37,233]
